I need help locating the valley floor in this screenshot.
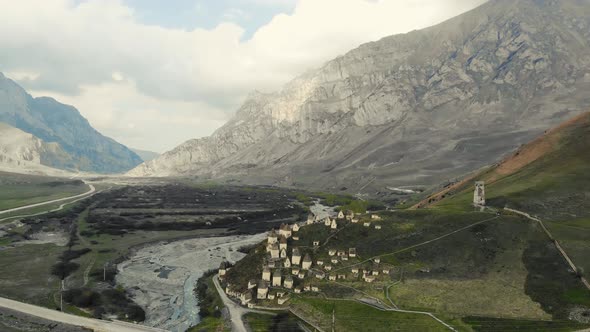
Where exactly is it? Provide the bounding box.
[0,171,589,332]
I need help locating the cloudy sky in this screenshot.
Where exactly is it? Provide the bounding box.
[0,0,486,152]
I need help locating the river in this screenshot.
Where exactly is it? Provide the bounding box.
[116,233,267,332]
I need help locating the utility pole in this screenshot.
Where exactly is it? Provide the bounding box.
[331,307,335,332]
[60,279,65,312]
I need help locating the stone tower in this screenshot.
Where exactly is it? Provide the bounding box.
[473,181,485,206]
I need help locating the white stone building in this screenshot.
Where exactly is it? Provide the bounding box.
[257,280,269,299]
[267,229,278,245]
[292,247,302,265]
[284,275,294,289]
[302,253,312,270]
[269,243,280,259]
[330,219,338,229]
[279,223,292,238]
[272,270,282,287]
[262,267,271,282]
[474,181,486,206]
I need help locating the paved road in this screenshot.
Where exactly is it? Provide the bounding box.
[0,181,96,216]
[0,297,166,332]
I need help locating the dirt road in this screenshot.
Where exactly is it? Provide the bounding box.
[212,274,276,332]
[213,275,249,332]
[0,182,96,216]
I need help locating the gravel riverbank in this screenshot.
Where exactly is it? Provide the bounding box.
[116,233,267,332]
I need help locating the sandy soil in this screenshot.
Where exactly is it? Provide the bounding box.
[27,231,69,246]
[116,233,267,332]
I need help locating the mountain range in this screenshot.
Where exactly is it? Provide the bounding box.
[128,0,590,194]
[0,73,142,174]
[131,148,160,163]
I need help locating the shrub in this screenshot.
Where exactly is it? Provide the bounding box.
[51,261,80,280]
[63,288,102,307]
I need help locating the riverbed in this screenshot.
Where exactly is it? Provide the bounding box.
[116,233,267,332]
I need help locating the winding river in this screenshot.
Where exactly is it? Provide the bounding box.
[116,233,267,332]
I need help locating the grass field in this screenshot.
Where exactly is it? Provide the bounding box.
[0,171,89,211]
[0,243,63,308]
[462,316,589,332]
[544,218,590,274]
[0,181,113,224]
[243,312,303,332]
[298,214,555,320]
[291,297,445,331]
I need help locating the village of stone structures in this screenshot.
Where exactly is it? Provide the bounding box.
[222,210,391,306]
[209,176,590,332]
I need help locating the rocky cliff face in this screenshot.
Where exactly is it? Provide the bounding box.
[129,0,590,192]
[0,122,71,174]
[0,73,142,173]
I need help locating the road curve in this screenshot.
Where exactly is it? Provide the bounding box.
[213,275,248,332]
[0,297,166,332]
[0,182,96,216]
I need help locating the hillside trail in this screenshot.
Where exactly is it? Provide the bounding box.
[331,215,500,273]
[504,207,590,290]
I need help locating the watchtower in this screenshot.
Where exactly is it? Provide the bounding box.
[473,181,485,206]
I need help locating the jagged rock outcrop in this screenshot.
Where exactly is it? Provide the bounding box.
[0,73,142,173]
[129,0,590,192]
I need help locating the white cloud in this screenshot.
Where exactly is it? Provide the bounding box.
[112,72,125,82]
[222,8,251,22]
[0,0,487,152]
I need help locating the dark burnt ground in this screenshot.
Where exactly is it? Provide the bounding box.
[85,184,308,236]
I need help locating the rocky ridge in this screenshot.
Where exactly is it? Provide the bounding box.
[0,73,142,174]
[0,122,70,175]
[129,0,590,193]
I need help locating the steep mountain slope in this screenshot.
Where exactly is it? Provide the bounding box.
[426,111,590,213]
[424,111,590,275]
[131,148,160,162]
[130,0,590,192]
[0,73,142,173]
[0,122,70,175]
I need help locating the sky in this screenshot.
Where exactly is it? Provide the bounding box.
[0,0,487,153]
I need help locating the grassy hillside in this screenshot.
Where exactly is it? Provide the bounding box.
[225,207,589,330]
[426,112,590,275]
[434,113,589,210]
